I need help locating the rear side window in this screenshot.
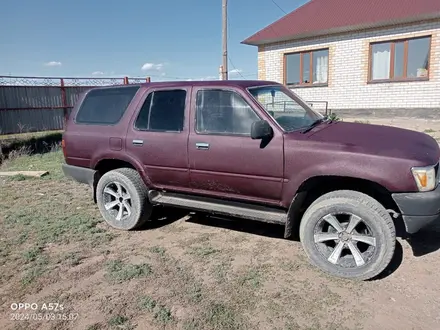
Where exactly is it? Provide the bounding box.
[135,89,186,132]
[75,86,139,125]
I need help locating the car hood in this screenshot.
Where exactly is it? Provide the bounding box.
[302,121,440,166]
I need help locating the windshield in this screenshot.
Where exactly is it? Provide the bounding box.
[247,85,323,132]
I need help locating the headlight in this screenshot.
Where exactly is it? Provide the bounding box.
[411,165,437,192]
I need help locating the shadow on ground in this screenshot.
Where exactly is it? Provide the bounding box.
[140,206,191,230]
[371,241,403,280]
[407,221,440,257]
[187,213,286,239]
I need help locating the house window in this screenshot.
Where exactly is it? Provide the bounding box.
[370,36,431,82]
[284,49,329,86]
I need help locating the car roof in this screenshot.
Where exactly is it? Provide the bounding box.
[103,80,281,89]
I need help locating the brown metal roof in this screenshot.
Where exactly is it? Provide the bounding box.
[242,0,440,46]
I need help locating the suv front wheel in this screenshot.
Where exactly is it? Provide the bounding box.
[96,168,152,230]
[299,190,396,280]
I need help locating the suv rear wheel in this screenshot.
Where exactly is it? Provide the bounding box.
[96,168,152,230]
[299,190,396,280]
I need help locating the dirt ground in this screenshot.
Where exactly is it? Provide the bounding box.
[0,124,440,330]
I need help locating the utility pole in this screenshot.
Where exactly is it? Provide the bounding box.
[221,0,228,80]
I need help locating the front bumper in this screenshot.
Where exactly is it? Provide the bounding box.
[62,163,96,187]
[392,184,440,234]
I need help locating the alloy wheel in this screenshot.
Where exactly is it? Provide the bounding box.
[314,213,377,268]
[102,181,132,221]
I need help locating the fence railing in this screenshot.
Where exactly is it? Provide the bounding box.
[306,100,329,116]
[0,75,151,135]
[262,100,329,116]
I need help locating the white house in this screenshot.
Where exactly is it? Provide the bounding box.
[242,0,440,118]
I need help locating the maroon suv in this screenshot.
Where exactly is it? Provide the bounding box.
[62,80,440,280]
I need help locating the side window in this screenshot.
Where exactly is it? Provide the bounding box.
[195,90,259,135]
[135,89,186,132]
[75,86,139,125]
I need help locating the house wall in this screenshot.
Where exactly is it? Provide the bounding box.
[260,19,440,118]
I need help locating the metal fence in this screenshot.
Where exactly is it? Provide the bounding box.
[0,76,150,135]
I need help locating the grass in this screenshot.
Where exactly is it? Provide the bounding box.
[138,295,174,325]
[3,206,114,248]
[189,245,220,258]
[1,147,64,180]
[139,295,157,312]
[0,141,117,293]
[22,246,44,263]
[204,302,244,330]
[154,304,174,324]
[0,130,63,142]
[108,315,130,327]
[238,268,264,289]
[21,250,50,286]
[86,324,103,330]
[149,246,167,257]
[424,128,436,133]
[105,259,153,283]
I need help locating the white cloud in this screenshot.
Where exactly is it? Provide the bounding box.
[92,71,104,76]
[186,76,218,81]
[141,62,164,71]
[44,61,62,67]
[201,76,218,81]
[160,72,166,77]
[229,68,243,75]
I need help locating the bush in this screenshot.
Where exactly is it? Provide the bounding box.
[327,113,341,122]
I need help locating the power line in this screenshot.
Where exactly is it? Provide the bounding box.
[270,0,287,14]
[228,57,247,80]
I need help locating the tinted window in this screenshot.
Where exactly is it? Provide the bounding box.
[135,89,186,132]
[196,90,259,135]
[75,86,139,124]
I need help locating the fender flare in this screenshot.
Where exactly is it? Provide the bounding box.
[91,153,152,203]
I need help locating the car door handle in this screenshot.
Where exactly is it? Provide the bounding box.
[196,142,209,150]
[132,139,144,146]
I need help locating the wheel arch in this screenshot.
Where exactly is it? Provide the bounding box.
[284,175,405,240]
[92,157,151,203]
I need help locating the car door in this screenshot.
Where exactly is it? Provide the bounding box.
[188,87,284,205]
[125,86,191,190]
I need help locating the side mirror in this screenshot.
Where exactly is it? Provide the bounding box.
[251,120,273,140]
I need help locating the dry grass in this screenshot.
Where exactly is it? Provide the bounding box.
[0,130,63,168]
[1,149,440,330]
[0,130,63,142]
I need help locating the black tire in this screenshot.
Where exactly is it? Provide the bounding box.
[96,168,152,230]
[299,190,396,280]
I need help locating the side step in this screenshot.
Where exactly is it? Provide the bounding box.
[148,191,287,225]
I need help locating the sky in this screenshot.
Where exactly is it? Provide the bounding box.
[0,0,308,81]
